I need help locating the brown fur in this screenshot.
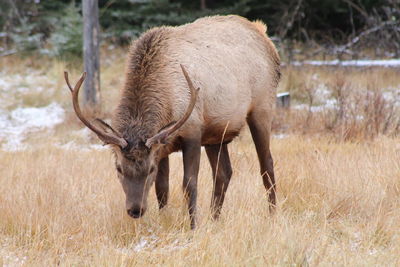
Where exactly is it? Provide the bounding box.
[113,27,174,149]
[107,15,281,228]
[113,15,280,152]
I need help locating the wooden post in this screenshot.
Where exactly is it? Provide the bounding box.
[276,92,290,108]
[82,0,100,110]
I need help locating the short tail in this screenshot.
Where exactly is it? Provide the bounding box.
[252,20,268,35]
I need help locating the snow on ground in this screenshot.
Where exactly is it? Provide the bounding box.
[291,73,399,113]
[0,237,27,267]
[115,234,190,255]
[273,133,289,139]
[382,88,400,107]
[0,70,63,150]
[0,71,110,151]
[0,248,27,267]
[0,103,64,151]
[292,59,400,67]
[1,63,398,151]
[0,102,109,152]
[0,70,54,110]
[292,81,339,112]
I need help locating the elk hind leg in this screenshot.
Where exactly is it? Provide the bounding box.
[247,110,276,211]
[205,143,232,219]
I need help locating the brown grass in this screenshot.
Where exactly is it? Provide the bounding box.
[1,52,400,266]
[1,134,400,266]
[275,66,400,140]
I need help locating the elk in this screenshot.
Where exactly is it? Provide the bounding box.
[65,15,280,229]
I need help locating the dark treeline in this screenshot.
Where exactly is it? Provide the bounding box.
[0,0,399,58]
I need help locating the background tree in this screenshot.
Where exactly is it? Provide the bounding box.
[0,0,398,58]
[82,0,101,110]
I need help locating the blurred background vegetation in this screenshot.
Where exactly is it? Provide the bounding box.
[0,0,399,59]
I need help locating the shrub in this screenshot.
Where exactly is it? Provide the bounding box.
[47,3,83,58]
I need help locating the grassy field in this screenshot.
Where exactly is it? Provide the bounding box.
[1,135,399,266]
[0,52,399,266]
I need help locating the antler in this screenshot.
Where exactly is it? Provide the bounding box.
[145,64,200,148]
[64,71,128,148]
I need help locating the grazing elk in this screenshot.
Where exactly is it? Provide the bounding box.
[65,15,280,229]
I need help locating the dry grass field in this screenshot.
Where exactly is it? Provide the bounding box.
[0,52,399,266]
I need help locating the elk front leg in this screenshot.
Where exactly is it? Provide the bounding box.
[182,138,201,229]
[155,157,169,209]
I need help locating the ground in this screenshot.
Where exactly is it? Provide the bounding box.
[0,50,399,266]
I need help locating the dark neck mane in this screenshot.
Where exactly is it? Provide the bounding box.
[113,27,173,147]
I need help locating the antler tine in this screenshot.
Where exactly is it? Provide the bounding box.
[145,64,199,148]
[168,64,200,132]
[64,71,74,92]
[64,71,128,148]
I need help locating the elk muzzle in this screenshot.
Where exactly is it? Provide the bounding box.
[127,206,146,218]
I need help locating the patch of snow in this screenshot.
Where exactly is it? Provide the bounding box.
[0,74,23,92]
[160,239,190,252]
[349,231,362,252]
[293,103,334,113]
[293,104,322,112]
[293,84,338,113]
[273,133,288,139]
[0,71,56,110]
[89,144,108,150]
[369,248,378,255]
[134,237,151,252]
[292,59,400,67]
[356,115,364,121]
[0,254,27,267]
[0,245,27,267]
[115,235,190,255]
[0,78,10,89]
[115,235,158,254]
[382,90,400,107]
[314,84,331,103]
[324,99,338,109]
[0,103,64,151]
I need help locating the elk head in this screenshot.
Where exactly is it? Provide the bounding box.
[64,65,199,218]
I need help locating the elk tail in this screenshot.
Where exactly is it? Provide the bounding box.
[252,20,268,35]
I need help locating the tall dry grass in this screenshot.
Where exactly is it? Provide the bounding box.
[1,52,400,266]
[1,134,400,266]
[274,66,400,140]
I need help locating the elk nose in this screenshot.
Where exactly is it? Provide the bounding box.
[127,207,144,218]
